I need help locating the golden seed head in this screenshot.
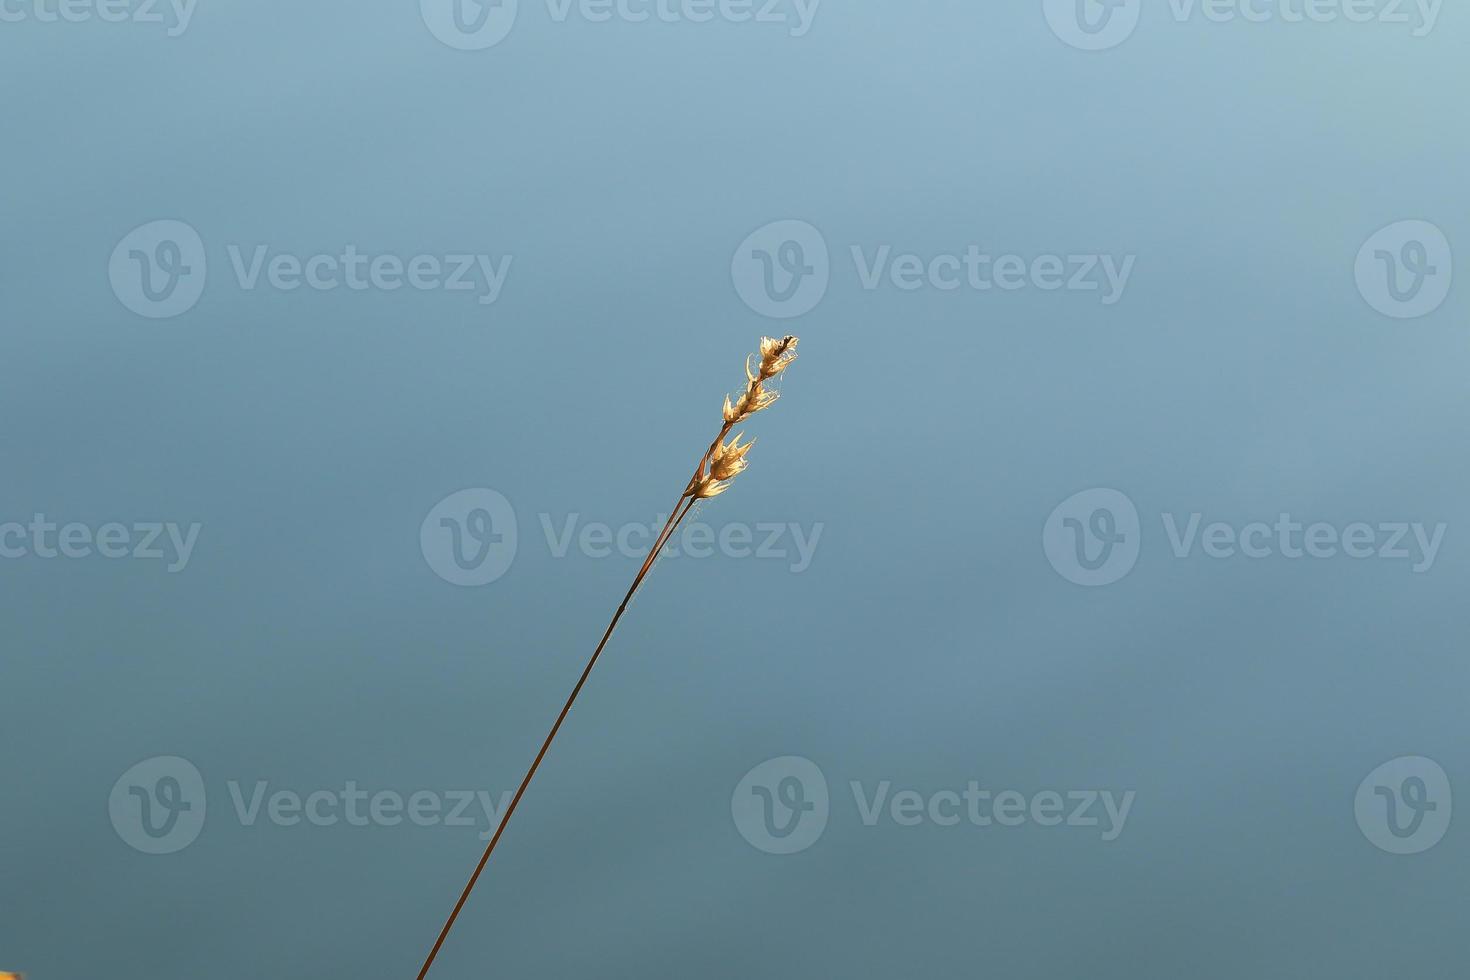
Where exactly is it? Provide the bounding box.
[722,336,797,422]
[723,384,779,423]
[748,386,780,414]
[709,432,754,480]
[759,335,799,378]
[690,475,731,499]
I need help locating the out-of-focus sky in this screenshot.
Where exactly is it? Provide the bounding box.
[2,2,1466,977]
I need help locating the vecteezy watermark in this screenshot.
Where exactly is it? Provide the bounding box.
[1043,0,1143,50]
[421,0,820,49]
[0,515,201,572]
[732,757,830,854]
[420,488,520,587]
[1159,514,1447,573]
[1042,488,1142,587]
[731,219,1137,318]
[420,487,822,585]
[731,220,831,319]
[109,220,208,319]
[109,757,208,854]
[1355,756,1452,855]
[852,248,1136,306]
[108,220,513,319]
[1044,0,1442,50]
[1355,220,1453,319]
[420,0,520,49]
[224,245,511,306]
[0,0,198,36]
[1044,487,1447,586]
[540,513,822,572]
[109,755,520,854]
[732,756,1136,854]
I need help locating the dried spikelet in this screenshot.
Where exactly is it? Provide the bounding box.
[690,475,731,499]
[719,336,796,423]
[759,335,798,378]
[709,432,754,480]
[723,385,779,423]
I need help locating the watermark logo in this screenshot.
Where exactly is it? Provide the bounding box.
[108,224,513,316]
[0,516,201,572]
[110,758,522,854]
[1164,0,1442,35]
[422,0,818,46]
[421,0,519,49]
[223,245,512,305]
[224,782,514,840]
[732,757,1137,854]
[1043,488,1141,586]
[542,513,822,573]
[851,246,1136,303]
[545,0,820,33]
[1355,220,1453,319]
[851,784,1135,839]
[422,488,823,584]
[1043,0,1141,50]
[1160,513,1446,571]
[109,220,208,319]
[732,219,831,319]
[421,488,519,587]
[1046,488,1447,585]
[0,0,198,35]
[1048,0,1442,49]
[731,756,830,854]
[109,756,207,855]
[732,220,1136,316]
[1355,756,1451,855]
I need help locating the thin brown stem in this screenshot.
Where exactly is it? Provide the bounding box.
[414,495,699,980]
[413,335,797,978]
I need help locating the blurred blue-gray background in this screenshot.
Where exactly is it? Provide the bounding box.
[2,1,1467,977]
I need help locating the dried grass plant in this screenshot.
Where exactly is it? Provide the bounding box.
[415,335,800,979]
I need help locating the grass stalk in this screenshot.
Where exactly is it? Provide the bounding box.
[414,336,799,979]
